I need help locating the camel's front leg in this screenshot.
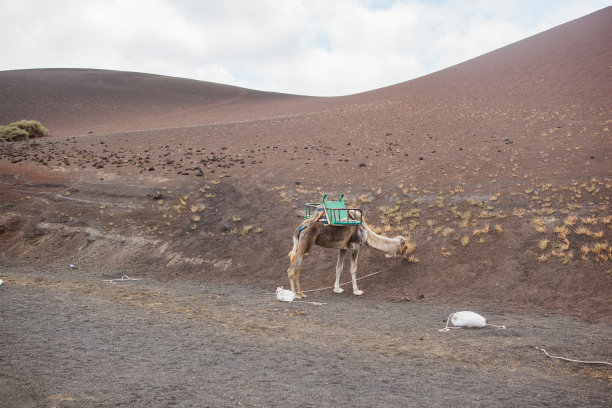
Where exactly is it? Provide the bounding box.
[333,249,347,293]
[349,247,363,295]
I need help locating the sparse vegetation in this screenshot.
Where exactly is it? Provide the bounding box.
[0,120,48,141]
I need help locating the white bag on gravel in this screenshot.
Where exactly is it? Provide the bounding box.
[276,287,295,302]
[451,311,487,327]
[439,311,505,332]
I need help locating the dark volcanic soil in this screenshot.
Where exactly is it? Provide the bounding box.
[1,264,610,407]
[0,6,611,407]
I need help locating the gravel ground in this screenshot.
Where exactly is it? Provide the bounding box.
[0,265,610,407]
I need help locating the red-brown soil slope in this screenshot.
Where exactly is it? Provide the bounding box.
[1,7,610,321]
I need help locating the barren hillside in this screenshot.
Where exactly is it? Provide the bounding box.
[1,7,611,320]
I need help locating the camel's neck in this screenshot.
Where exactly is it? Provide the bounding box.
[362,223,404,254]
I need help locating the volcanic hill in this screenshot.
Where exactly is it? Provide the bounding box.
[1,6,611,320]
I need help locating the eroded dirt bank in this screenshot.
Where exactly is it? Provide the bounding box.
[1,160,610,323]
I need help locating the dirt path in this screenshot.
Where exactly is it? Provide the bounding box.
[0,264,610,407]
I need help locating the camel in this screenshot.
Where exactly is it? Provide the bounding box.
[287,210,409,298]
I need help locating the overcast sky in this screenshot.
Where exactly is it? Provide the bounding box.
[1,0,609,96]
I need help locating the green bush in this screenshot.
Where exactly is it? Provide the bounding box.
[0,120,48,141]
[0,125,29,141]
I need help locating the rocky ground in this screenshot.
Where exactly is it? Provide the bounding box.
[1,263,610,407]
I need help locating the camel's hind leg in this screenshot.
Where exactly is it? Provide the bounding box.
[287,254,306,298]
[333,249,347,293]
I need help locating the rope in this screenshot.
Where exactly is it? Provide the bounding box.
[439,313,460,332]
[302,270,381,294]
[291,301,327,306]
[270,270,381,297]
[535,347,612,366]
[104,275,141,284]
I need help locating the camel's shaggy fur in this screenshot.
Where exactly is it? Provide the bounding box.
[287,216,408,298]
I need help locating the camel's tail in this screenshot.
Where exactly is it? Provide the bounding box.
[288,234,299,264]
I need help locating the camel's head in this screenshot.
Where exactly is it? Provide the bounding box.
[394,236,409,256]
[396,236,415,258]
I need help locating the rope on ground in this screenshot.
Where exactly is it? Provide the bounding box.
[535,347,612,366]
[270,270,382,296]
[104,275,141,284]
[301,270,381,294]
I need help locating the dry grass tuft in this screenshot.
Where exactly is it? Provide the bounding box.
[473,223,490,236]
[440,247,451,257]
[581,217,597,225]
[407,255,419,263]
[575,226,592,236]
[537,254,550,262]
[563,215,577,226]
[554,225,570,238]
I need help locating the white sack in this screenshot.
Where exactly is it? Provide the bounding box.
[450,311,487,328]
[276,287,295,302]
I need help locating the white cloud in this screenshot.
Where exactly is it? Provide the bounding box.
[0,0,608,96]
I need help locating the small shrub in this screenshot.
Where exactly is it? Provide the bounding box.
[0,125,29,141]
[0,120,48,141]
[13,120,48,138]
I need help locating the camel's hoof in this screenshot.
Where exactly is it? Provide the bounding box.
[333,287,344,294]
[353,289,364,296]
